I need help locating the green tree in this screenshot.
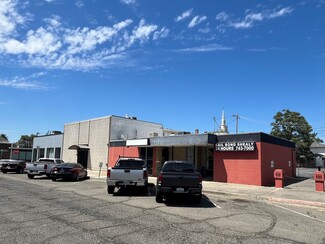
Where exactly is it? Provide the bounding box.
[270,109,319,165]
[18,134,37,148]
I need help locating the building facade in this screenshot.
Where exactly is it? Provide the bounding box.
[109,132,296,186]
[62,115,164,170]
[32,132,64,161]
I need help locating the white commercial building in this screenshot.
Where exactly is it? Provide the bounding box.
[62,115,164,170]
[32,132,64,161]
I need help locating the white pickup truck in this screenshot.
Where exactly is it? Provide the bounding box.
[24,158,64,179]
[106,157,148,194]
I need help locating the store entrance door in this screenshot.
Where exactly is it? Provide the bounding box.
[77,149,88,169]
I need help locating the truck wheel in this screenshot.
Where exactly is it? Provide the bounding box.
[193,194,202,204]
[107,186,115,194]
[27,174,34,179]
[155,191,163,203]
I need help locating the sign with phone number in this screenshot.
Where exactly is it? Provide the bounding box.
[216,142,256,151]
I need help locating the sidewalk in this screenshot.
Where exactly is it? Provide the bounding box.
[89,170,325,208]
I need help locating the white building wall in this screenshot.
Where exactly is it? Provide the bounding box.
[110,116,163,140]
[32,134,64,160]
[62,115,164,170]
[62,123,80,163]
[88,117,110,169]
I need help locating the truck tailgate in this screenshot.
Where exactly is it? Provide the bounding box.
[161,173,200,187]
[110,168,144,181]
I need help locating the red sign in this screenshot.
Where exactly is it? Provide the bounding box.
[13,149,19,154]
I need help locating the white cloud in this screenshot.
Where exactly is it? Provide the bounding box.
[2,27,61,54]
[120,0,137,6]
[0,2,167,71]
[229,7,293,29]
[188,15,207,28]
[176,44,233,52]
[175,9,193,22]
[0,0,27,38]
[75,1,84,8]
[127,19,158,46]
[216,7,293,31]
[64,26,117,54]
[153,27,169,40]
[0,76,50,90]
[216,12,229,21]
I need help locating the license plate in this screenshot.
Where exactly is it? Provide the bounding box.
[176,187,184,192]
[30,171,39,174]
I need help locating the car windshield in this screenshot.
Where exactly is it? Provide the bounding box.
[163,163,194,172]
[115,160,145,169]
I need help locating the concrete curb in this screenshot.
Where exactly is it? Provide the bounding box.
[268,197,325,208]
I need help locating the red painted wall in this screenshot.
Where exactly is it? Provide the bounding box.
[261,142,296,186]
[108,147,140,168]
[214,143,262,186]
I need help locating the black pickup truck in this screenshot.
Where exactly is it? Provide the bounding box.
[156,161,202,203]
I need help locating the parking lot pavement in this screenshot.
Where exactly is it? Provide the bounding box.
[87,168,325,208]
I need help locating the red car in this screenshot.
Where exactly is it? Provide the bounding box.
[50,163,88,181]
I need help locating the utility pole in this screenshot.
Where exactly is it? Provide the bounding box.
[233,114,240,134]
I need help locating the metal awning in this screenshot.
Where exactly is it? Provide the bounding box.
[68,144,89,150]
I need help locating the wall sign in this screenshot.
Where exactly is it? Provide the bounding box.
[216,142,256,151]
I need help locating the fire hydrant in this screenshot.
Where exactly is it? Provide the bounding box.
[314,171,325,192]
[274,169,284,188]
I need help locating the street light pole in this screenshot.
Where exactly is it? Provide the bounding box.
[233,114,240,134]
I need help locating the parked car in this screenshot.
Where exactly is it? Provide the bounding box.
[106,157,148,194]
[156,161,202,203]
[25,158,64,179]
[0,160,26,174]
[50,163,88,181]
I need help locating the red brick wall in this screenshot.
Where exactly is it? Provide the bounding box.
[214,143,262,186]
[108,147,140,168]
[261,142,296,186]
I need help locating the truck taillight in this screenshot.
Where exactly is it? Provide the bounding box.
[44,164,47,170]
[158,174,163,183]
[143,170,148,179]
[107,169,111,178]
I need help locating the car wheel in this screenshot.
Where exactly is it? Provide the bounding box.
[75,173,80,181]
[155,191,163,203]
[107,186,115,194]
[52,178,57,182]
[27,174,34,179]
[19,168,24,174]
[2,171,7,174]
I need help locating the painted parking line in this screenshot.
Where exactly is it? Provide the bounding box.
[269,202,325,224]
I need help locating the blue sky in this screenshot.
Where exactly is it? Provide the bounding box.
[0,0,324,142]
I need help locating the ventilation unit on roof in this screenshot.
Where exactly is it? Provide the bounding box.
[149,132,158,137]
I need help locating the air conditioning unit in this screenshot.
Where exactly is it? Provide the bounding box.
[149,132,158,137]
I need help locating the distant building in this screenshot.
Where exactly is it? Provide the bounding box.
[32,132,64,161]
[215,110,229,135]
[310,142,325,167]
